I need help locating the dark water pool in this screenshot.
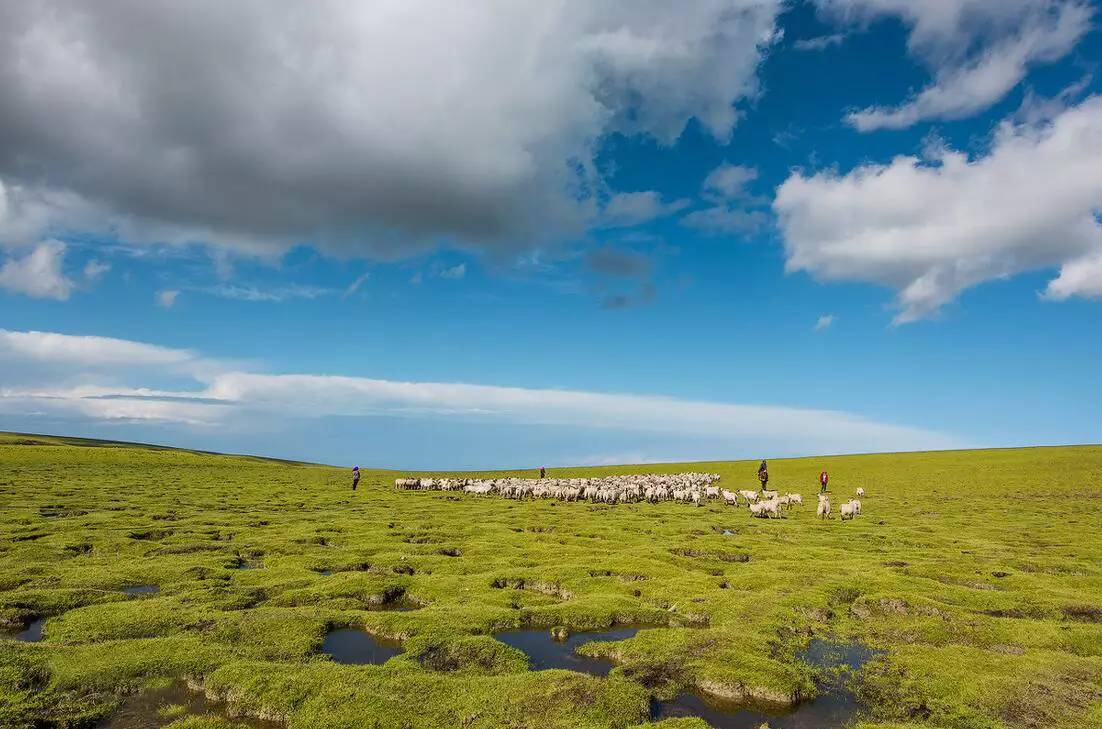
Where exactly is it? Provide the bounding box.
[14,617,45,642]
[96,681,279,729]
[121,584,159,595]
[321,629,403,665]
[494,627,641,676]
[653,639,878,728]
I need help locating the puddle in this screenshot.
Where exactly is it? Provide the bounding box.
[494,626,642,676]
[121,585,159,595]
[9,617,46,642]
[97,681,279,728]
[321,628,403,665]
[653,640,877,728]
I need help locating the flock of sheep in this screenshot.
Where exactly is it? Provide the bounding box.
[395,474,868,520]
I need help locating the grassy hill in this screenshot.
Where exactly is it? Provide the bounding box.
[1,433,1100,728]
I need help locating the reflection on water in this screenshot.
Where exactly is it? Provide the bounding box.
[96,682,279,729]
[321,628,403,665]
[494,626,640,676]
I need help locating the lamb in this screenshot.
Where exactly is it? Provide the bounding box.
[817,494,830,519]
[856,487,865,497]
[840,500,856,521]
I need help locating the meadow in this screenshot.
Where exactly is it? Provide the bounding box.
[1,432,1100,729]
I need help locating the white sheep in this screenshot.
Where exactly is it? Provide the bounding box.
[738,490,759,505]
[786,493,803,507]
[840,500,856,521]
[850,498,861,515]
[817,494,830,519]
[856,487,865,497]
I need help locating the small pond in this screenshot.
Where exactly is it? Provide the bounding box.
[494,626,641,676]
[13,617,45,642]
[121,584,159,595]
[96,681,279,729]
[653,639,879,728]
[321,628,403,665]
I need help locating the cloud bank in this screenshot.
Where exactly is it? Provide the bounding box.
[0,329,957,460]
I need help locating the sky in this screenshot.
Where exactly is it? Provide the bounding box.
[1,0,1101,469]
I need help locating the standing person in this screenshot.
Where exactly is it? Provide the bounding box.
[757,459,769,491]
[351,466,360,492]
[819,469,829,494]
[539,466,546,479]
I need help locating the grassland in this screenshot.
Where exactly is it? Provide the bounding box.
[1,431,1100,728]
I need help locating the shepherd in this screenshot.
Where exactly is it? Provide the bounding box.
[757,459,768,491]
[351,466,360,491]
[819,469,829,494]
[539,466,546,479]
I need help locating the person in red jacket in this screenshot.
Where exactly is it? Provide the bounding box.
[819,469,829,494]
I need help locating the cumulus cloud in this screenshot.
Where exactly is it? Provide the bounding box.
[814,314,836,330]
[0,240,73,299]
[682,162,768,236]
[813,0,1092,130]
[774,95,1102,323]
[82,259,110,282]
[0,1,782,259]
[599,191,691,228]
[156,290,180,308]
[0,328,957,456]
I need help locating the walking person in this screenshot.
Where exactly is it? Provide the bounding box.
[757,459,769,491]
[351,466,360,491]
[539,466,546,479]
[819,469,829,494]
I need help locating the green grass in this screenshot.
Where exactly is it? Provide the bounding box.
[1,432,1100,728]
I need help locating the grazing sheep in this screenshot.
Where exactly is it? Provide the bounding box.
[840,501,856,521]
[817,494,830,519]
[856,487,865,497]
[396,472,721,507]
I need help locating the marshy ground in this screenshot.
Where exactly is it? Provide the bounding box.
[1,432,1100,728]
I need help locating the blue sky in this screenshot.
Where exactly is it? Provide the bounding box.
[1,1,1100,468]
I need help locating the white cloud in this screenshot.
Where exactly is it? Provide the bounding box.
[0,328,957,456]
[774,95,1102,323]
[600,191,691,228]
[0,240,73,299]
[681,207,767,236]
[0,328,197,367]
[0,1,782,258]
[438,263,467,280]
[813,0,1092,130]
[793,33,846,51]
[682,161,768,236]
[191,283,337,302]
[814,314,835,331]
[156,290,180,308]
[82,258,110,281]
[344,272,370,297]
[701,163,759,202]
